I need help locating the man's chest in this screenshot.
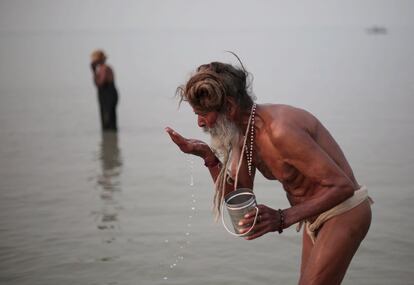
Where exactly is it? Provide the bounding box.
[253,136,298,182]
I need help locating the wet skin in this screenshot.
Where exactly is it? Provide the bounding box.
[166,103,371,285]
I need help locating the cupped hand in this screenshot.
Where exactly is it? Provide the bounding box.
[238,204,283,240]
[165,127,213,159]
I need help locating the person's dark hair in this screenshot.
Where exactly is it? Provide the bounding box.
[177,54,255,113]
[176,54,255,219]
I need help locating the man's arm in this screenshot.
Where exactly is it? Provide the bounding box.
[165,127,254,194]
[272,124,355,228]
[239,123,355,240]
[94,65,107,87]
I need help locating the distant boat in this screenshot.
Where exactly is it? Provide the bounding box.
[366,26,388,35]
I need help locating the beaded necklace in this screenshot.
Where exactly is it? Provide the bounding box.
[234,103,256,189]
[245,103,256,176]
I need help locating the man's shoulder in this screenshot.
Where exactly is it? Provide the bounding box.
[98,64,112,71]
[261,104,309,126]
[261,104,316,142]
[261,103,309,117]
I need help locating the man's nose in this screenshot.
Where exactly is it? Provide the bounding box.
[197,116,205,128]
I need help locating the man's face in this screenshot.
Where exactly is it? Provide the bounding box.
[194,109,218,129]
[194,109,240,157]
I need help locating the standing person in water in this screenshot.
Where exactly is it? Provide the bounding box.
[90,49,119,131]
[165,57,372,285]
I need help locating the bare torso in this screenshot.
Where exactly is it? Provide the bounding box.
[95,64,115,87]
[166,90,371,285]
[252,104,359,207]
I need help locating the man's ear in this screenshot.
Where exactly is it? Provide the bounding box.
[225,97,237,120]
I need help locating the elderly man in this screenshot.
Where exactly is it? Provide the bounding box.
[165,60,372,285]
[90,49,119,131]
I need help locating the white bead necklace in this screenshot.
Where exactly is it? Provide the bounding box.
[234,103,257,189]
[245,103,256,176]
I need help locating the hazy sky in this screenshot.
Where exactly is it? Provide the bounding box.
[1,0,413,32]
[0,0,413,93]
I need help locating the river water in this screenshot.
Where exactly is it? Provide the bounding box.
[0,25,413,284]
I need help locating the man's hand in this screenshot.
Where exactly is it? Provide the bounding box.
[238,204,283,240]
[165,127,214,160]
[90,62,98,73]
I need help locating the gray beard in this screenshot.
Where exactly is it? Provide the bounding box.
[203,114,240,160]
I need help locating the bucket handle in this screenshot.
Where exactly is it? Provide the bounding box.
[221,192,259,237]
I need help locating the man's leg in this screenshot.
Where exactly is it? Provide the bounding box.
[300,226,314,275]
[299,200,371,285]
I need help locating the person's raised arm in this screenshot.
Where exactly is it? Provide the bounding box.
[94,65,107,87]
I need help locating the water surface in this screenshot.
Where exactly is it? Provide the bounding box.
[0,25,413,285]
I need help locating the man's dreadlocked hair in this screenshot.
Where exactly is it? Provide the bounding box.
[176,54,255,219]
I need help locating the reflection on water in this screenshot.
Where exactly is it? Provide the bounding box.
[94,131,123,242]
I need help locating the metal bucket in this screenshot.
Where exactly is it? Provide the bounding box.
[222,188,259,237]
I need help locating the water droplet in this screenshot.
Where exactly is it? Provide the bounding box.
[187,223,191,227]
[185,232,190,236]
[191,207,195,211]
[190,175,194,186]
[164,239,169,243]
[163,276,168,280]
[192,199,196,203]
